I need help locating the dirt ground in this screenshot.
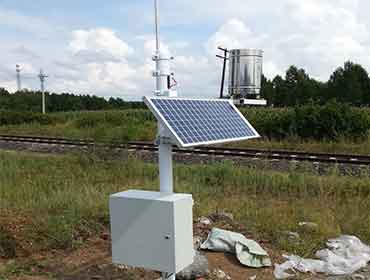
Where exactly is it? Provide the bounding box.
[2,209,341,280]
[1,211,283,280]
[1,236,277,280]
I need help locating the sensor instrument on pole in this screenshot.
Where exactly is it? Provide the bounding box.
[16,65,22,92]
[38,69,48,114]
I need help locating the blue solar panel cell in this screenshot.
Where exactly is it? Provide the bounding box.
[144,97,259,147]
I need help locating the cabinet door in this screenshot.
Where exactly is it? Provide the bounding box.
[110,198,174,272]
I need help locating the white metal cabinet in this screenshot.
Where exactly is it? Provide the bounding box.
[109,190,194,273]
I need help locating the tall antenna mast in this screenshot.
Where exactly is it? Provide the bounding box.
[154,0,160,52]
[152,0,177,98]
[16,65,22,91]
[38,69,48,114]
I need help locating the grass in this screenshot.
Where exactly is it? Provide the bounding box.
[2,109,370,155]
[1,149,370,262]
[227,137,370,155]
[0,110,156,143]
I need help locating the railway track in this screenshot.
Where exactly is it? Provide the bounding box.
[1,134,370,166]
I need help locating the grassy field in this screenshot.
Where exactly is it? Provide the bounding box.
[1,109,370,155]
[0,110,156,143]
[1,149,370,278]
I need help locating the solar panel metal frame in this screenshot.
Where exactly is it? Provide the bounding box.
[144,96,260,148]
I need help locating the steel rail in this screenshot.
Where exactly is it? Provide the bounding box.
[1,134,370,165]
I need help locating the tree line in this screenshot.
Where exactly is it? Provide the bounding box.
[0,89,145,112]
[261,61,370,107]
[1,60,370,112]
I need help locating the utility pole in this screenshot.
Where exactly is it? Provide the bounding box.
[216,47,229,99]
[16,65,22,91]
[38,69,48,114]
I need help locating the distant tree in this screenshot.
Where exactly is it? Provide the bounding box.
[260,75,274,106]
[284,66,321,106]
[0,90,145,112]
[327,61,370,106]
[271,75,287,107]
[0,88,9,96]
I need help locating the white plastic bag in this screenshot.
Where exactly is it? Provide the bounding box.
[274,235,370,279]
[201,228,271,268]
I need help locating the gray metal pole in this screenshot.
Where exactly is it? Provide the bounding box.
[16,65,22,91]
[155,0,160,52]
[38,69,48,114]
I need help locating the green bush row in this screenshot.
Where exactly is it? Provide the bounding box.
[0,111,56,126]
[73,110,155,128]
[1,102,369,141]
[242,101,370,140]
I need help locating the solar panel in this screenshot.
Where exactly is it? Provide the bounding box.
[144,97,260,148]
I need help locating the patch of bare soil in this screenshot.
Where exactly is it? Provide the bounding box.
[0,210,34,256]
[206,252,273,280]
[2,210,282,280]
[10,276,50,280]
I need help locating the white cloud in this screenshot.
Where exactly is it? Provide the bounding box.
[206,19,252,53]
[0,79,17,92]
[143,38,171,57]
[41,28,138,98]
[281,0,370,79]
[3,0,370,99]
[69,28,134,62]
[202,1,370,80]
[205,19,281,80]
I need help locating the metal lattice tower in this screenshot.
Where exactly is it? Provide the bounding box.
[38,69,48,114]
[16,65,22,91]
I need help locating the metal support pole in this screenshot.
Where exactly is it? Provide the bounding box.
[159,143,175,280]
[154,0,161,93]
[217,47,228,99]
[154,0,160,52]
[158,142,174,280]
[220,54,227,98]
[41,85,45,115]
[38,69,48,114]
[16,65,22,92]
[159,142,173,193]
[154,0,166,95]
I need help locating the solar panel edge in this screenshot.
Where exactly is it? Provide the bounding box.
[229,101,261,138]
[146,96,233,103]
[180,134,260,148]
[143,96,260,148]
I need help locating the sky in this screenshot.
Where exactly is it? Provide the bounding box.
[1,0,370,100]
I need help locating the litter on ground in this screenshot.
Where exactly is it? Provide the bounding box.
[274,235,370,279]
[200,228,272,268]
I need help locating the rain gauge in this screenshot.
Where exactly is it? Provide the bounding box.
[109,1,260,279]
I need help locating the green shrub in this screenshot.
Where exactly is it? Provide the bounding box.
[1,103,369,141]
[0,111,56,126]
[294,102,370,140]
[73,110,155,129]
[243,102,370,140]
